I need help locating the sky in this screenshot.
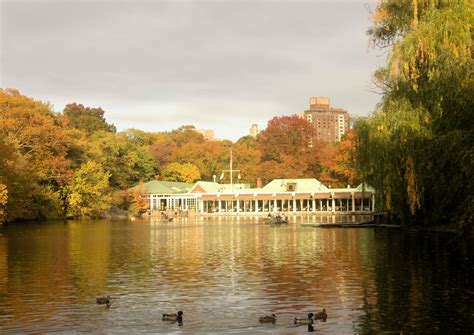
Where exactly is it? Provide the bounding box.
[1,0,383,141]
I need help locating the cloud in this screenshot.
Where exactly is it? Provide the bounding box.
[1,0,380,141]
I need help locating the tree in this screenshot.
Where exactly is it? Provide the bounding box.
[125,185,150,216]
[121,128,156,146]
[63,103,116,134]
[0,183,7,223]
[356,0,473,230]
[169,125,204,147]
[0,89,75,220]
[67,161,111,218]
[149,138,176,170]
[172,141,227,180]
[319,130,359,187]
[163,162,201,183]
[127,146,159,183]
[84,131,157,189]
[0,89,74,183]
[257,115,322,183]
[232,136,261,186]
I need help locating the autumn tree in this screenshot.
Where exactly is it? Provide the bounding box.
[163,162,201,183]
[67,161,111,218]
[0,89,74,183]
[231,136,261,186]
[0,183,8,223]
[0,89,76,219]
[149,137,176,172]
[169,125,204,147]
[319,130,359,187]
[172,141,228,180]
[257,115,322,183]
[63,103,116,134]
[127,186,150,216]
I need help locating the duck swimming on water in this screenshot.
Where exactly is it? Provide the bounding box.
[259,314,277,323]
[314,308,327,321]
[96,296,111,307]
[294,313,314,325]
[162,311,183,322]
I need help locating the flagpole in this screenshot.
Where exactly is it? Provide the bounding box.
[230,149,233,193]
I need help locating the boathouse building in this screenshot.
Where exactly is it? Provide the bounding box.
[133,178,375,215]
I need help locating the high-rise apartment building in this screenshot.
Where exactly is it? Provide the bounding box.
[249,124,260,137]
[197,129,214,140]
[304,97,349,142]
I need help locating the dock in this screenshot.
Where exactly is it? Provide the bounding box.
[301,221,401,228]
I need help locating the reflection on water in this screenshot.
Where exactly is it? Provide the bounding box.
[0,218,472,333]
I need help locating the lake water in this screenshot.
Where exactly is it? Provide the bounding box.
[0,217,472,334]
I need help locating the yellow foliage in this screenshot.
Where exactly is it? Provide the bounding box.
[406,157,421,215]
[0,183,7,223]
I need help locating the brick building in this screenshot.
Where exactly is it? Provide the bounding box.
[303,97,349,142]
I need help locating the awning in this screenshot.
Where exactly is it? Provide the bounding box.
[333,192,352,199]
[201,194,218,201]
[274,193,293,200]
[254,194,274,200]
[294,193,312,200]
[354,192,372,199]
[235,194,255,200]
[217,195,236,201]
[313,192,331,199]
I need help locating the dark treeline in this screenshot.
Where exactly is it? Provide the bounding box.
[355,0,473,232]
[0,90,357,223]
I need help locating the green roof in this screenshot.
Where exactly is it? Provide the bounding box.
[132,180,193,194]
[261,178,329,192]
[131,178,373,195]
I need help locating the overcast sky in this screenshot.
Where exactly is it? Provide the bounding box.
[1,0,383,141]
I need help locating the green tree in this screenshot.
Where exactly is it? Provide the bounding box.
[356,0,473,230]
[67,161,111,218]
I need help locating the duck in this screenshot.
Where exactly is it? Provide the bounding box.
[314,308,327,321]
[294,313,314,325]
[259,314,277,323]
[162,311,183,322]
[308,323,315,332]
[96,296,111,307]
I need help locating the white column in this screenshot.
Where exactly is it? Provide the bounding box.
[218,200,222,213]
[273,199,277,212]
[255,199,259,213]
[237,200,240,213]
[371,194,375,212]
[293,198,297,213]
[351,193,355,212]
[331,193,336,213]
[312,198,316,212]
